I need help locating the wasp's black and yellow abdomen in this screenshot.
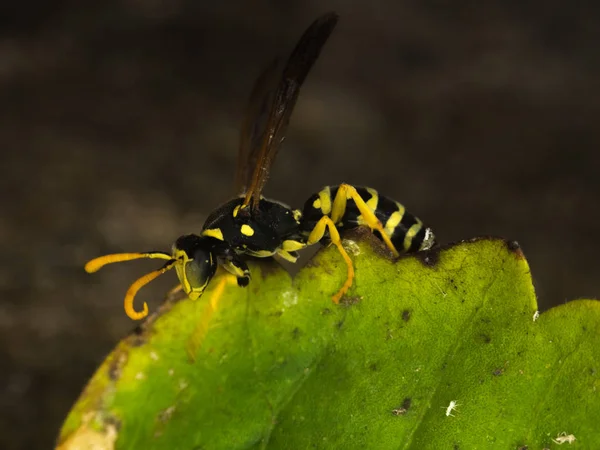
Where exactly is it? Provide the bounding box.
[301,185,435,255]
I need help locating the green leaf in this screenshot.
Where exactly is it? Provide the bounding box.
[57,233,600,449]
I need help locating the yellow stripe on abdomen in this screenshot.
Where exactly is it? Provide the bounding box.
[384,202,405,237]
[403,220,424,251]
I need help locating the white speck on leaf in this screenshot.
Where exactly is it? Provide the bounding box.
[282,290,298,308]
[444,400,459,417]
[342,239,361,256]
[552,432,576,444]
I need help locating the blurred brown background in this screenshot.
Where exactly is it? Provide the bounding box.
[1,1,599,448]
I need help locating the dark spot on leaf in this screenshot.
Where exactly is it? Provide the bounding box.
[402,397,412,409]
[517,446,528,450]
[108,351,127,381]
[291,327,302,339]
[448,278,458,290]
[127,320,151,347]
[493,367,504,376]
[157,405,176,423]
[369,363,378,372]
[336,320,345,330]
[104,415,121,431]
[401,309,411,322]
[506,240,520,251]
[454,445,460,450]
[270,311,283,317]
[415,246,440,267]
[340,295,361,307]
[130,332,146,347]
[505,239,525,259]
[478,333,492,344]
[321,308,332,315]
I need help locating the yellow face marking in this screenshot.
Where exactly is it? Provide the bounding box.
[240,224,255,236]
[233,205,241,218]
[202,228,224,241]
[318,187,332,215]
[313,198,322,210]
[282,239,306,252]
[365,188,379,211]
[173,249,192,295]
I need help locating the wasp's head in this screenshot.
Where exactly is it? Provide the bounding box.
[84,233,220,321]
[172,234,218,300]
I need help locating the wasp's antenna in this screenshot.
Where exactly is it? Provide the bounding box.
[84,251,176,320]
[124,259,177,320]
[84,252,173,273]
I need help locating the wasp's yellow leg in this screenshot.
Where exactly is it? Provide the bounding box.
[331,184,399,257]
[220,258,251,287]
[307,216,354,303]
[276,239,307,263]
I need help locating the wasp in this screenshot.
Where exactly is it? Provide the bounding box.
[85,12,436,320]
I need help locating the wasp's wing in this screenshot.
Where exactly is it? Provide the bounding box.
[239,12,339,209]
[235,57,281,195]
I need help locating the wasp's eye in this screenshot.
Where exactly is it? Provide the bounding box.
[186,253,213,286]
[178,249,217,300]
